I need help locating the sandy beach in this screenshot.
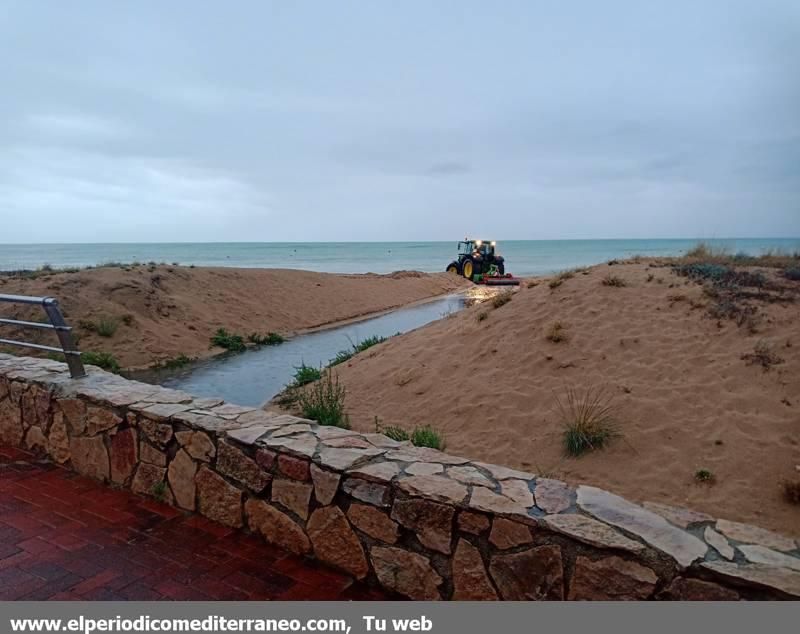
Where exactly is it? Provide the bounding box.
[326,260,800,536]
[0,264,469,369]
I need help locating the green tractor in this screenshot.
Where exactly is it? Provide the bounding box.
[446,239,506,281]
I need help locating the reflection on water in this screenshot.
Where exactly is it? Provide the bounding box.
[141,294,468,407]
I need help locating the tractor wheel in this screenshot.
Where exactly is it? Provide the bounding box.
[497,261,505,275]
[446,261,460,275]
[462,259,474,280]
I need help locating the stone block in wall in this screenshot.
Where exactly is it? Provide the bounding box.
[271,479,312,520]
[58,398,87,435]
[307,506,368,579]
[370,546,442,600]
[568,555,657,600]
[195,467,243,528]
[342,478,390,507]
[139,417,174,447]
[109,427,137,484]
[458,511,490,535]
[175,430,215,462]
[168,448,198,511]
[70,435,110,481]
[217,441,270,493]
[24,426,48,452]
[489,518,533,550]
[21,385,51,431]
[489,545,564,600]
[347,504,399,544]
[139,441,167,467]
[245,498,311,555]
[391,498,454,554]
[452,539,498,600]
[310,464,340,505]
[48,413,70,464]
[132,463,167,498]
[661,577,740,601]
[278,454,310,481]
[0,397,24,445]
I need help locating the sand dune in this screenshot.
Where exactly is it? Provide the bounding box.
[334,261,800,535]
[0,265,469,368]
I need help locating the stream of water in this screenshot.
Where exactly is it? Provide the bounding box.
[141,293,469,406]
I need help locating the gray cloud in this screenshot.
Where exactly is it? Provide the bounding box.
[0,0,798,243]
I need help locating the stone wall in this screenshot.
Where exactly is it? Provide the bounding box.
[1,353,798,600]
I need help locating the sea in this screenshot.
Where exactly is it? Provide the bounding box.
[1,239,798,277]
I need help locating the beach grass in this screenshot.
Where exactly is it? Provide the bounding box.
[292,363,322,387]
[211,328,246,352]
[410,425,446,450]
[81,351,121,373]
[298,370,350,428]
[557,386,620,457]
[546,321,568,343]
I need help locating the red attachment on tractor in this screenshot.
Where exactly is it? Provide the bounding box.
[476,273,520,286]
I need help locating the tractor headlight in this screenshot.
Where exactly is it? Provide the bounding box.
[491,241,496,246]
[475,240,482,246]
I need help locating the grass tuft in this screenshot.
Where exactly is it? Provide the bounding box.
[328,334,389,367]
[491,291,513,308]
[741,340,784,370]
[784,266,800,281]
[476,311,489,322]
[782,479,800,505]
[382,425,410,442]
[694,469,715,483]
[546,321,568,343]
[292,363,321,387]
[602,274,627,288]
[95,317,119,337]
[298,371,349,428]
[556,386,620,457]
[151,481,167,501]
[328,349,354,367]
[81,351,121,373]
[353,335,388,353]
[410,425,445,450]
[248,332,286,346]
[211,328,246,352]
[150,354,193,370]
[685,242,730,260]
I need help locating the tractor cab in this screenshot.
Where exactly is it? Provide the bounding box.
[458,239,495,259]
[447,238,509,281]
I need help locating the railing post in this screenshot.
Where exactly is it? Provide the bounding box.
[41,298,86,379]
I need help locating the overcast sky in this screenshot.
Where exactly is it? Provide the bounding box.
[1,0,798,243]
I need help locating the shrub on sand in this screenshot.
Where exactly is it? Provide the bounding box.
[299,371,349,428]
[741,340,784,370]
[82,351,121,373]
[556,386,620,457]
[546,321,568,343]
[211,328,246,352]
[249,332,286,346]
[782,479,800,505]
[491,291,513,308]
[353,335,388,353]
[602,274,627,288]
[95,317,119,337]
[382,425,410,442]
[694,469,715,483]
[410,425,445,450]
[292,363,322,387]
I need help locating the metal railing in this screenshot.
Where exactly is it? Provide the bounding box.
[0,293,86,378]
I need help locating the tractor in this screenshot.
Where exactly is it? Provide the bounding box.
[446,239,518,285]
